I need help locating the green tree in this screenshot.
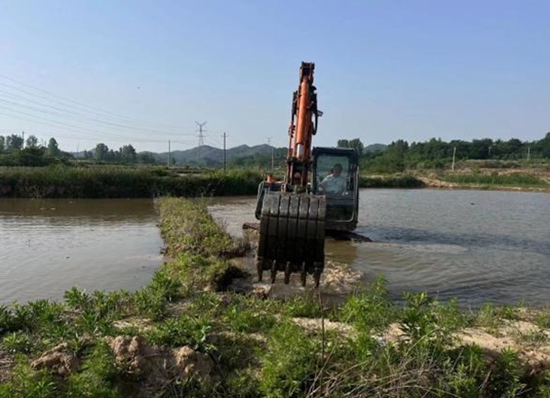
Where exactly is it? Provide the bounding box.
[6,134,24,151]
[337,138,364,153]
[94,143,109,161]
[25,135,39,149]
[46,138,61,157]
[120,144,137,163]
[0,136,5,152]
[138,152,156,164]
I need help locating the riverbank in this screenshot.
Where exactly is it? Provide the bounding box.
[1,165,548,199]
[366,171,550,193]
[1,198,549,397]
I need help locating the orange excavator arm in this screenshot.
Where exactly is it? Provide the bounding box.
[255,62,326,287]
[286,62,320,189]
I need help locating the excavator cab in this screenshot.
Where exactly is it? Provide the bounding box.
[253,146,360,287]
[312,147,359,232]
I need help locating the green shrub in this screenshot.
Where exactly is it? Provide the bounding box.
[1,332,34,354]
[259,321,320,398]
[0,359,58,398]
[146,315,214,352]
[66,342,123,398]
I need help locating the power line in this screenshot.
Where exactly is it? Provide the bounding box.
[0,89,197,137]
[0,74,195,131]
[0,105,154,142]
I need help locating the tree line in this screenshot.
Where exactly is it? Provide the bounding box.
[80,143,157,165]
[2,132,549,170]
[0,134,157,166]
[338,134,550,173]
[0,134,66,166]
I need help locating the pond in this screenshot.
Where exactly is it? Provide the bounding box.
[207,189,550,307]
[0,199,162,304]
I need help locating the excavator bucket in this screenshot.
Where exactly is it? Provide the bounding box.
[256,192,326,287]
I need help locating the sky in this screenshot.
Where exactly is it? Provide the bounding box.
[0,0,549,153]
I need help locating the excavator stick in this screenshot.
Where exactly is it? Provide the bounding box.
[256,193,326,287]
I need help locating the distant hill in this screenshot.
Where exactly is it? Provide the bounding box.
[364,143,387,153]
[156,144,278,166]
[76,142,386,166]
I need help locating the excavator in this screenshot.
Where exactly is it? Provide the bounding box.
[253,62,360,287]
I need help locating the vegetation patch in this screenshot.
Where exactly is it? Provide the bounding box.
[0,166,261,198]
[442,172,548,188]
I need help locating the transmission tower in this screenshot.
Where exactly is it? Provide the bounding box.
[195,121,207,165]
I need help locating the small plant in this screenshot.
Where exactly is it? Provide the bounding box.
[340,276,394,332]
[477,302,518,330]
[0,359,58,398]
[2,332,34,354]
[483,347,526,397]
[64,287,91,311]
[259,321,320,398]
[281,295,323,318]
[133,288,168,321]
[67,342,123,398]
[222,301,277,334]
[512,327,549,348]
[535,310,550,329]
[0,305,16,335]
[146,315,215,352]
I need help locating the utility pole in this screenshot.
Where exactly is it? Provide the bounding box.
[527,146,531,161]
[222,132,227,172]
[21,131,25,148]
[267,137,274,171]
[168,140,171,167]
[196,121,207,166]
[452,146,457,172]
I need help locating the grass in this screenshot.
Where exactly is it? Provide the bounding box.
[1,198,549,397]
[442,172,548,188]
[0,165,262,198]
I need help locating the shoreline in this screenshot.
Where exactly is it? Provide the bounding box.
[1,165,548,199]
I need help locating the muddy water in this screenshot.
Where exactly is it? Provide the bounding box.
[207,189,550,307]
[0,199,162,304]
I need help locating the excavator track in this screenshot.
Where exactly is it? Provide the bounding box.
[256,192,326,287]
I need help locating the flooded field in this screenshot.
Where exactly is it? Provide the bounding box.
[0,199,162,304]
[208,189,550,307]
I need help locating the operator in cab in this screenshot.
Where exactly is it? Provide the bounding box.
[319,163,346,195]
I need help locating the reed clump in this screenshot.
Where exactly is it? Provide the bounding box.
[0,166,262,198]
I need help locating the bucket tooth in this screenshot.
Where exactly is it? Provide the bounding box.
[313,262,323,288]
[300,261,307,287]
[270,260,277,284]
[256,258,264,282]
[284,261,291,284]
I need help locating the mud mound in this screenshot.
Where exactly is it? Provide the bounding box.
[31,343,79,377]
[108,336,214,387]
